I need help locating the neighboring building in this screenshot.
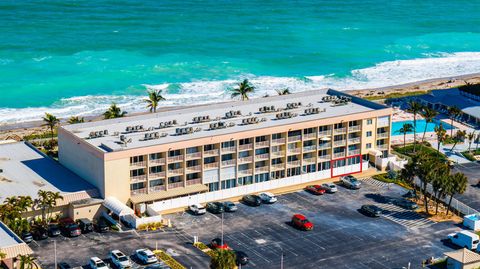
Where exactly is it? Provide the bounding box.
[445,248,480,269]
[58,89,392,213]
[0,141,101,220]
[0,221,33,269]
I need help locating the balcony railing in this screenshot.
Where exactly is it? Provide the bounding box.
[149,171,166,179]
[334,127,347,134]
[287,148,301,154]
[333,152,346,159]
[221,146,236,153]
[378,121,390,128]
[303,133,316,140]
[221,159,236,166]
[149,158,166,165]
[348,137,361,144]
[317,143,331,150]
[271,151,285,157]
[186,178,202,186]
[130,161,146,167]
[317,154,331,161]
[303,157,316,164]
[348,149,361,156]
[238,156,253,163]
[167,155,184,163]
[130,175,147,183]
[377,132,389,139]
[186,152,202,160]
[238,169,252,176]
[149,185,166,192]
[287,160,301,168]
[377,144,389,150]
[318,130,331,136]
[256,141,270,148]
[238,143,253,151]
[204,149,219,157]
[348,125,361,132]
[288,135,302,142]
[255,166,269,173]
[204,162,219,170]
[303,145,317,152]
[185,165,201,173]
[168,181,184,189]
[130,188,147,196]
[333,140,346,147]
[271,138,286,145]
[168,168,184,176]
[255,153,269,160]
[271,163,284,170]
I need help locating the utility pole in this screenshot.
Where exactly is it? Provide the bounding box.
[54,240,57,269]
[221,212,224,246]
[280,251,284,269]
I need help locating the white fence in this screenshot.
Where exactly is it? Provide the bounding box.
[122,205,163,229]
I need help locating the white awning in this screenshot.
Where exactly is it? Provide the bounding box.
[103,197,134,216]
[369,149,382,156]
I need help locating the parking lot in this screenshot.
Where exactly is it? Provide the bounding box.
[453,162,480,211]
[168,178,459,269]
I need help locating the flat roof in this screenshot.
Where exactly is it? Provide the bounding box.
[63,89,388,152]
[0,142,99,203]
[0,221,20,248]
[416,88,480,119]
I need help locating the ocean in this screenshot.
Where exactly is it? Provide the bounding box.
[1,0,480,123]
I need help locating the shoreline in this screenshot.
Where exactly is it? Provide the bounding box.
[1,72,480,139]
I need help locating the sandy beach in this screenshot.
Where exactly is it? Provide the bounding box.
[1,72,480,141]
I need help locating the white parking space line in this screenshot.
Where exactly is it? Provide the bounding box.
[379,204,435,229]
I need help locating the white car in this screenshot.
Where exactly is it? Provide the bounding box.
[259,192,277,204]
[189,204,206,215]
[135,248,158,264]
[109,249,131,268]
[321,183,338,193]
[89,257,109,269]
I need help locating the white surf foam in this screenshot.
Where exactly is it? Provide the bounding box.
[2,51,480,124]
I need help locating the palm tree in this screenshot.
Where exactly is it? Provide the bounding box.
[476,133,480,151]
[417,155,436,215]
[406,100,423,152]
[399,123,413,149]
[446,172,468,215]
[46,191,63,222]
[67,116,84,124]
[430,164,450,215]
[210,249,237,269]
[42,113,59,144]
[467,131,476,152]
[420,107,438,143]
[18,254,39,269]
[34,190,63,224]
[103,103,127,119]
[0,251,6,261]
[144,89,166,113]
[450,130,466,152]
[447,106,461,137]
[434,124,447,152]
[276,88,291,95]
[230,79,255,101]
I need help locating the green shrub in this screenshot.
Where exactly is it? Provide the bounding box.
[156,250,186,269]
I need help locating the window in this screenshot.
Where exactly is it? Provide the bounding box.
[186,147,199,154]
[149,153,162,160]
[149,179,164,187]
[367,119,373,125]
[130,169,145,177]
[255,136,268,142]
[130,182,145,190]
[272,133,283,140]
[209,182,219,192]
[366,143,372,149]
[204,144,215,151]
[366,131,372,137]
[221,178,236,189]
[130,155,144,163]
[221,141,235,148]
[168,150,181,157]
[149,166,163,174]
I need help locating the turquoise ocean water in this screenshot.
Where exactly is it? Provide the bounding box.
[1,0,480,123]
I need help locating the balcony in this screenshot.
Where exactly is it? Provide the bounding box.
[303,157,316,164]
[130,161,146,167]
[238,156,253,163]
[149,185,166,193]
[221,159,236,166]
[149,171,166,179]
[204,149,219,157]
[287,148,301,154]
[255,153,269,161]
[238,143,253,151]
[185,165,201,173]
[186,152,202,160]
[167,155,184,163]
[130,175,146,183]
[168,168,184,176]
[317,154,331,161]
[348,149,361,156]
[255,166,269,173]
[348,137,361,144]
[204,162,219,170]
[377,132,389,139]
[256,141,270,148]
[303,133,316,140]
[317,143,331,150]
[303,145,317,152]
[271,151,285,157]
[168,181,184,189]
[271,138,286,145]
[221,146,236,153]
[288,135,302,142]
[149,158,166,165]
[333,140,346,147]
[378,121,390,128]
[271,163,284,171]
[377,144,389,150]
[287,160,301,168]
[130,188,147,196]
[318,130,331,136]
[348,125,361,132]
[186,178,202,186]
[238,169,252,176]
[333,127,347,134]
[333,152,346,159]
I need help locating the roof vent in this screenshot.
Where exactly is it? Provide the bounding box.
[276,112,297,120]
[303,107,326,115]
[241,117,260,125]
[192,115,210,123]
[259,106,276,113]
[225,110,241,119]
[285,102,302,110]
[88,130,108,139]
[176,127,194,135]
[159,120,177,129]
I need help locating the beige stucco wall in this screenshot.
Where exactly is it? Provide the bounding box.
[104,158,131,203]
[69,203,106,221]
[23,205,69,221]
[361,117,377,154]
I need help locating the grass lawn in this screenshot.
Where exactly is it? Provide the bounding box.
[393,143,447,162]
[372,173,412,189]
[363,90,429,101]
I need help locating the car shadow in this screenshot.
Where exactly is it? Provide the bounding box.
[364,193,395,204]
[440,238,463,250]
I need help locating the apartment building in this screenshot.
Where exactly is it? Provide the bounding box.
[58,89,392,213]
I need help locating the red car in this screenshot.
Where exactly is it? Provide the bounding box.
[210,238,230,250]
[59,218,81,237]
[305,185,326,195]
[291,214,314,231]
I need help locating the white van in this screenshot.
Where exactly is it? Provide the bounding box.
[447,230,479,250]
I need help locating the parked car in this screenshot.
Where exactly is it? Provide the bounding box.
[305,185,326,195]
[48,223,61,237]
[291,214,314,231]
[402,190,417,199]
[21,231,33,243]
[206,202,225,214]
[145,264,170,269]
[94,218,110,233]
[32,226,48,240]
[76,218,93,233]
[360,205,383,217]
[223,201,237,212]
[135,248,158,264]
[321,183,338,193]
[341,175,361,189]
[89,257,109,269]
[57,262,71,269]
[109,249,131,268]
[210,238,229,249]
[235,250,249,266]
[448,231,479,250]
[242,195,262,206]
[393,199,418,210]
[59,218,81,237]
[189,204,206,215]
[259,192,277,203]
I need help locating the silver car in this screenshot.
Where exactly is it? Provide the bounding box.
[321,183,338,193]
[340,175,361,189]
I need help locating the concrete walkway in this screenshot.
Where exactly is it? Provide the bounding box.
[430,141,476,164]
